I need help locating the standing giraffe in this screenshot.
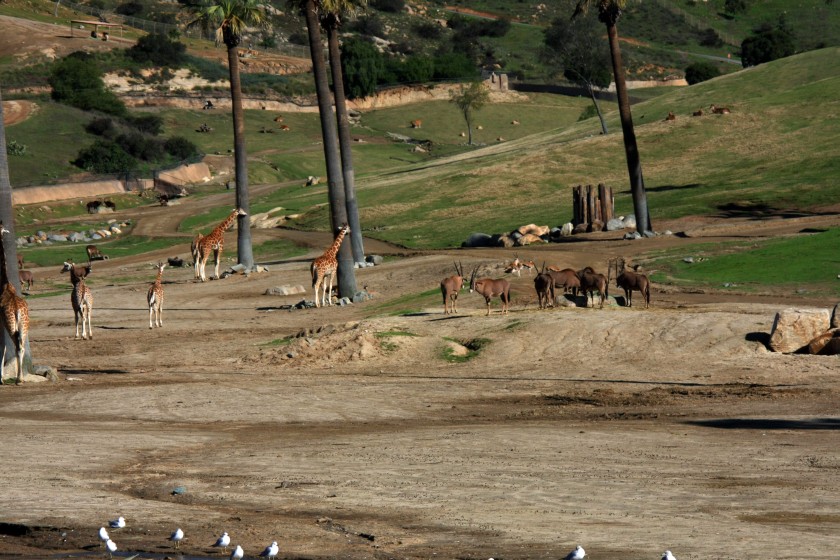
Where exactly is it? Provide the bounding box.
[0,223,29,384]
[311,223,350,308]
[194,208,247,282]
[61,261,93,340]
[147,262,166,328]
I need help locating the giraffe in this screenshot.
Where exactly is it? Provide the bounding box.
[190,232,204,278]
[147,262,166,329]
[194,208,247,282]
[310,223,350,308]
[0,223,29,384]
[62,261,93,340]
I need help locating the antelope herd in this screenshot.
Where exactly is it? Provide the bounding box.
[439,256,651,315]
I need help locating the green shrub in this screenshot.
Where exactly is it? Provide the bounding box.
[741,19,795,67]
[74,140,137,173]
[164,136,200,160]
[128,33,187,67]
[116,1,144,17]
[85,117,117,137]
[685,61,721,85]
[128,114,164,135]
[371,0,404,13]
[341,38,383,99]
[7,140,27,156]
[116,131,165,162]
[49,53,127,117]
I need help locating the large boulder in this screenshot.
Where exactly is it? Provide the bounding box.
[623,214,637,230]
[496,235,515,248]
[769,308,831,353]
[515,233,546,246]
[462,233,493,248]
[606,218,626,231]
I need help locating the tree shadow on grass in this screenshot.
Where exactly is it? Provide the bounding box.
[715,202,840,220]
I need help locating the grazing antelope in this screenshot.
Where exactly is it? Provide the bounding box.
[665,111,676,121]
[710,104,731,115]
[61,261,93,340]
[148,262,166,328]
[505,255,534,277]
[469,266,511,316]
[533,265,555,310]
[440,261,465,315]
[86,244,108,261]
[577,266,608,309]
[613,258,651,308]
[410,119,422,129]
[18,270,33,293]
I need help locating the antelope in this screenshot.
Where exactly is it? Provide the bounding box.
[505,255,534,277]
[279,124,291,131]
[577,266,608,309]
[440,261,465,315]
[710,104,731,115]
[533,264,555,310]
[18,270,33,292]
[547,268,581,297]
[469,266,511,316]
[665,111,676,121]
[613,258,651,308]
[692,108,704,117]
[410,119,422,128]
[86,244,108,261]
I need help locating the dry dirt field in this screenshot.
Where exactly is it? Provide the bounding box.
[1,187,840,560]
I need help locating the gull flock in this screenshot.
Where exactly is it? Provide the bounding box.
[96,518,679,559]
[97,516,281,559]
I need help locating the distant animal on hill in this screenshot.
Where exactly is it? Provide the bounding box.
[710,104,731,115]
[86,245,108,261]
[410,119,422,129]
[692,108,704,116]
[86,200,102,213]
[665,111,676,121]
[18,270,33,292]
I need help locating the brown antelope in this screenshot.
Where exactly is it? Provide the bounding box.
[613,258,651,308]
[86,244,108,261]
[533,264,555,310]
[279,124,291,131]
[665,111,676,121]
[577,266,608,309]
[410,119,422,129]
[469,266,511,316]
[692,108,704,117]
[440,262,465,315]
[547,268,581,297]
[710,104,731,115]
[505,255,535,277]
[18,270,33,293]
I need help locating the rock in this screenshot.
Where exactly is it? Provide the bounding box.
[561,222,574,237]
[606,218,626,231]
[47,234,67,242]
[683,257,695,263]
[623,231,642,240]
[353,290,373,303]
[462,232,493,248]
[496,235,515,248]
[337,297,352,306]
[444,340,470,357]
[515,233,545,246]
[832,303,840,329]
[572,223,588,235]
[68,232,87,243]
[366,255,384,265]
[517,224,550,237]
[623,215,637,230]
[588,219,604,232]
[264,285,306,296]
[769,308,831,353]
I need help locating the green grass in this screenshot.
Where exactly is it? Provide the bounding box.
[259,336,293,347]
[441,337,491,363]
[647,228,840,297]
[375,330,418,352]
[366,288,441,317]
[20,235,186,268]
[252,238,308,263]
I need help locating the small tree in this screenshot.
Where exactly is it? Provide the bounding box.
[685,61,720,85]
[450,81,489,146]
[340,37,383,99]
[49,53,127,117]
[741,17,795,67]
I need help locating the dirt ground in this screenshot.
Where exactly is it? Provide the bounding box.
[1,185,840,560]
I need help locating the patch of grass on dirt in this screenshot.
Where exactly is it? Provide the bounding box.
[366,288,440,317]
[647,228,840,296]
[20,236,186,267]
[259,336,293,347]
[375,330,418,352]
[441,337,491,363]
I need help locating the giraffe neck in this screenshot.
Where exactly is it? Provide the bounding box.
[210,210,240,239]
[155,270,163,285]
[325,228,347,260]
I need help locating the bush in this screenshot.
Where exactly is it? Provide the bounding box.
[258,33,277,49]
[287,31,308,46]
[116,131,165,162]
[6,140,27,156]
[685,61,720,85]
[115,1,144,17]
[128,33,187,67]
[128,114,164,135]
[74,140,136,173]
[85,117,117,137]
[699,28,724,48]
[49,53,127,117]
[432,52,478,81]
[725,0,748,15]
[413,21,442,40]
[348,15,385,37]
[741,19,795,67]
[341,38,383,99]
[164,136,200,160]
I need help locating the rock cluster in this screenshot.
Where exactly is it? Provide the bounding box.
[768,305,840,354]
[16,220,130,247]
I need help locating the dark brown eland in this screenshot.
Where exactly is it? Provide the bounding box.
[469,266,511,316]
[612,258,651,308]
[577,266,608,309]
[440,261,465,315]
[533,264,555,310]
[547,268,581,298]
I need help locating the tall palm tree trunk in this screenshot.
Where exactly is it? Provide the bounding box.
[586,83,609,135]
[227,44,255,269]
[0,90,32,375]
[605,22,653,235]
[326,24,365,264]
[304,0,356,298]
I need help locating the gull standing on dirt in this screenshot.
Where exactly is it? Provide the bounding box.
[109,516,126,529]
[662,551,677,560]
[169,527,185,549]
[259,540,279,559]
[230,544,245,560]
[98,527,110,547]
[212,531,231,552]
[105,538,118,558]
[565,545,586,560]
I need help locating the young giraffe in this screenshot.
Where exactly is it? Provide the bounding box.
[147,262,166,329]
[310,223,350,308]
[0,223,29,384]
[62,261,93,340]
[194,208,247,282]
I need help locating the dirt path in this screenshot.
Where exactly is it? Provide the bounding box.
[1,185,840,560]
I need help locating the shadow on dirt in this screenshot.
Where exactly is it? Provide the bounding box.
[686,418,840,430]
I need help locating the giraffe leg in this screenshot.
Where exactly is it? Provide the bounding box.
[1,343,5,383]
[149,298,154,329]
[326,273,334,306]
[74,310,81,339]
[15,333,24,384]
[214,248,221,280]
[313,277,321,308]
[199,255,209,282]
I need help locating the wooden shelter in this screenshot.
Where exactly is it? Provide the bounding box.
[69,20,123,38]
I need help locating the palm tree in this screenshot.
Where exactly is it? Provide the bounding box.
[321,0,367,265]
[297,0,357,297]
[0,87,32,376]
[189,0,267,271]
[573,0,653,236]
